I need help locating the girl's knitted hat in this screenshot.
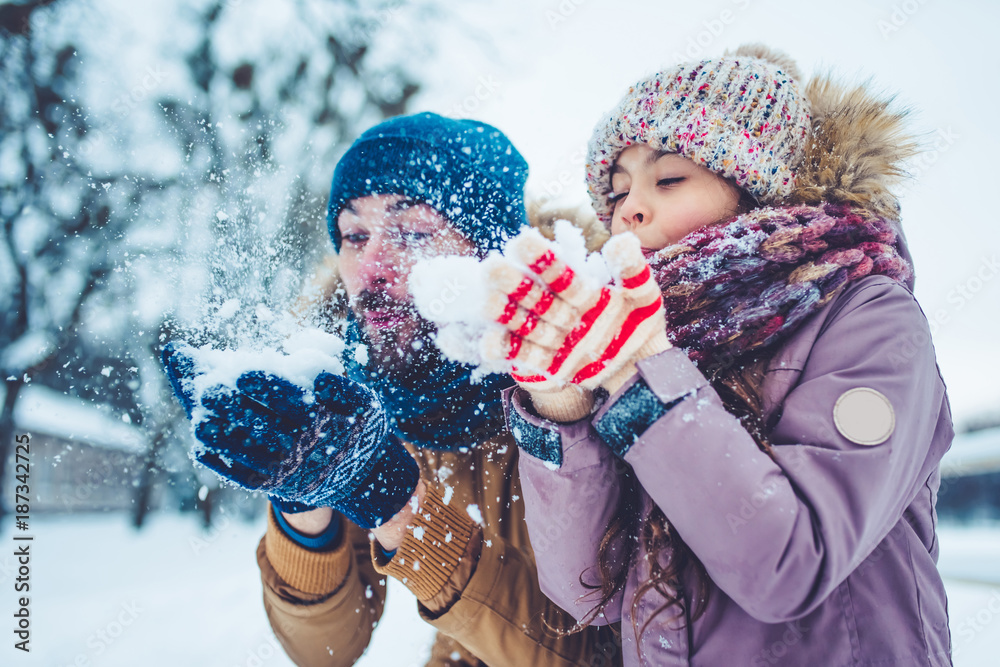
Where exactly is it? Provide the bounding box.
[586,45,811,227]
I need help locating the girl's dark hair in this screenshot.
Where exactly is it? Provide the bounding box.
[551,184,771,658]
[571,357,772,648]
[735,188,760,216]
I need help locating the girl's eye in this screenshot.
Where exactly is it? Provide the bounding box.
[608,191,628,205]
[657,177,685,187]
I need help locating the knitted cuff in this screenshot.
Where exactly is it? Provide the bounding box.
[601,331,673,395]
[508,393,564,466]
[334,436,421,530]
[273,506,342,551]
[527,384,595,423]
[269,496,317,515]
[593,375,684,458]
[372,485,476,602]
[264,504,351,596]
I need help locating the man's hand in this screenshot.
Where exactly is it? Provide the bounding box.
[282,506,335,536]
[370,479,427,552]
[162,343,419,529]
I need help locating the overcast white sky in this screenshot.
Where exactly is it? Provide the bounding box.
[409,0,1000,429]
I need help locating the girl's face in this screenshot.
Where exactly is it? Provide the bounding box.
[609,144,742,250]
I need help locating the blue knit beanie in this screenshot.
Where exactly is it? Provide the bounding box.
[327,112,529,254]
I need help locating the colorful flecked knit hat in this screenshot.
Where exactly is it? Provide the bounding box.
[327,112,529,255]
[586,45,811,227]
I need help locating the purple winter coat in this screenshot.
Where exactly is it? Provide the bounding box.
[506,274,954,666]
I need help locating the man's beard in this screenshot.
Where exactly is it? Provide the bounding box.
[350,289,449,385]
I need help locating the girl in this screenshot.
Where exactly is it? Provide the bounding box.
[488,45,954,665]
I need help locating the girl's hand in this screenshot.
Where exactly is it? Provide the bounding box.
[482,229,671,406]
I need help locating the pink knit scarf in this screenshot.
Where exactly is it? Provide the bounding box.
[646,203,912,372]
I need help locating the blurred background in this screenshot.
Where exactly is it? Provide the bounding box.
[0,0,997,664]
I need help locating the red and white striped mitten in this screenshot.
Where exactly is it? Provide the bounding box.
[482,229,671,421]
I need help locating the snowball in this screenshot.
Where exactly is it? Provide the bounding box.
[409,221,613,375]
[550,218,611,289]
[409,256,489,325]
[434,322,492,366]
[283,327,345,359]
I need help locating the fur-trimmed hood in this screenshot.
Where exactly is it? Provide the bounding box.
[732,44,919,287]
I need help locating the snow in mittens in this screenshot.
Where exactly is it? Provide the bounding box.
[410,219,612,373]
[185,326,346,418]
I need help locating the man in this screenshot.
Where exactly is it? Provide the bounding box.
[164,113,618,666]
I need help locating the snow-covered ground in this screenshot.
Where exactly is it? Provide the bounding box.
[0,513,433,667]
[0,513,997,665]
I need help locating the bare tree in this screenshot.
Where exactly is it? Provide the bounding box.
[0,0,436,527]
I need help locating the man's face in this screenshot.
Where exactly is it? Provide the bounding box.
[337,194,478,378]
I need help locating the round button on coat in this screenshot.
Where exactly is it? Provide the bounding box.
[833,387,896,446]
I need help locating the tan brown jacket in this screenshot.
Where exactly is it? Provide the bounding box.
[258,201,616,665]
[258,431,621,666]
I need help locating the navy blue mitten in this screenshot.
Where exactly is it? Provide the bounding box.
[162,342,419,529]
